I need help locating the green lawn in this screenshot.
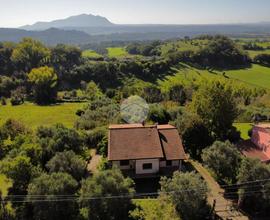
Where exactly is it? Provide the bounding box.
[224,64,270,89]
[82,50,102,58]
[0,102,85,129]
[158,64,270,91]
[246,49,270,58]
[158,64,223,92]
[107,47,128,58]
[234,122,253,140]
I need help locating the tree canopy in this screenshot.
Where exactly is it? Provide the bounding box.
[160,171,209,220]
[190,80,238,140]
[27,172,78,220]
[79,168,135,220]
[28,66,58,104]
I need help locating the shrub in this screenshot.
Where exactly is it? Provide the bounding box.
[1,97,7,105]
[202,141,242,184]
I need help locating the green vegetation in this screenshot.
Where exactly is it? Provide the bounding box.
[225,64,270,89]
[246,49,270,58]
[160,172,209,220]
[202,141,242,184]
[0,102,84,129]
[0,174,12,196]
[233,123,252,140]
[107,47,128,57]
[1,35,270,219]
[82,49,102,58]
[131,198,180,220]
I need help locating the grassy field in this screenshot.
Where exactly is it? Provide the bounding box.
[158,63,225,91]
[0,102,85,129]
[234,123,253,140]
[82,50,102,58]
[158,64,270,91]
[246,49,270,58]
[224,64,270,89]
[107,47,128,58]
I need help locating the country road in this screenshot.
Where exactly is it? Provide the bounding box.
[190,160,249,220]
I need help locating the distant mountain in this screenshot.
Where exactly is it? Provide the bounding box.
[20,14,114,30]
[0,28,92,45]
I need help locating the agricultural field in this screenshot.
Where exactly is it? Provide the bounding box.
[107,47,128,58]
[158,63,222,91]
[224,64,270,89]
[0,102,85,129]
[158,63,270,91]
[82,50,102,58]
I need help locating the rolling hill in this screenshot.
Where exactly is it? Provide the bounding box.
[21,14,114,30]
[0,28,92,45]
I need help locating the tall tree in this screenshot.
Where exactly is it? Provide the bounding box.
[0,156,33,196]
[79,168,135,220]
[36,124,84,166]
[237,158,270,215]
[27,172,78,220]
[0,42,16,75]
[28,66,57,104]
[46,151,86,181]
[174,112,212,160]
[202,141,242,184]
[160,171,209,220]
[190,80,238,140]
[11,38,50,72]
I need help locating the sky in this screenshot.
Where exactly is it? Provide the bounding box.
[1,0,270,27]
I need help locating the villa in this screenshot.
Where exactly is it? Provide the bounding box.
[107,123,187,177]
[239,123,270,163]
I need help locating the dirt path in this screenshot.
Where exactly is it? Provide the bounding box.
[190,160,249,220]
[87,149,102,174]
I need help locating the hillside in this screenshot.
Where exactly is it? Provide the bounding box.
[21,14,114,30]
[0,28,92,45]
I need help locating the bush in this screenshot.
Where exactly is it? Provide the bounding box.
[1,97,6,105]
[148,104,171,124]
[79,168,135,220]
[202,141,242,184]
[46,151,86,181]
[160,171,209,220]
[253,54,270,66]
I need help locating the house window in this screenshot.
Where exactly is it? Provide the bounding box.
[120,160,129,166]
[143,163,153,170]
[166,160,172,166]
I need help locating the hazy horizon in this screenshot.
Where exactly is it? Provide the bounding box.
[1,0,270,28]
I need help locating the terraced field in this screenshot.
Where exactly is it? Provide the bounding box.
[158,64,270,91]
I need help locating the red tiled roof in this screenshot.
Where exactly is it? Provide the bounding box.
[238,140,270,163]
[158,127,187,160]
[108,124,186,161]
[108,125,163,160]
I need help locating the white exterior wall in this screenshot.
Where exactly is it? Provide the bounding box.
[112,160,135,170]
[160,160,180,167]
[135,159,159,174]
